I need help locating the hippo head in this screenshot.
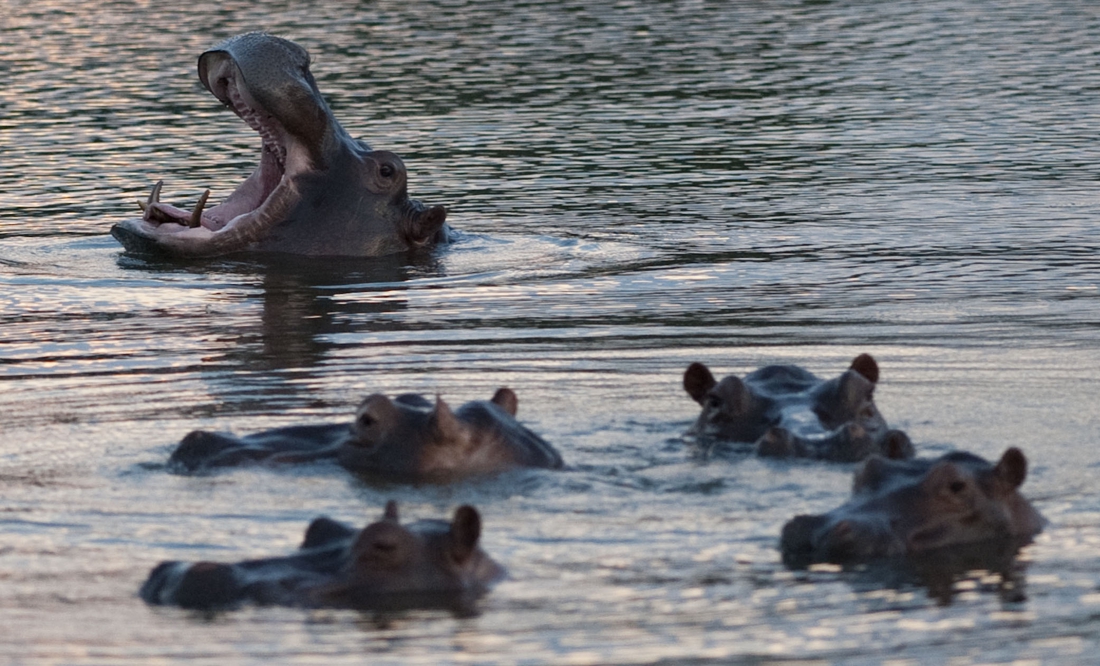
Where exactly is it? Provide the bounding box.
[111,32,447,257]
[683,354,913,462]
[337,388,523,481]
[314,501,506,606]
[140,501,504,610]
[781,448,1046,565]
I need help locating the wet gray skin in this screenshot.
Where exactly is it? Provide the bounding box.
[337,388,564,481]
[683,353,914,462]
[167,388,564,482]
[111,32,448,257]
[780,448,1046,566]
[139,501,505,611]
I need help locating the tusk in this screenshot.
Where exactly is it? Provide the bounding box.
[141,181,163,220]
[188,189,210,228]
[147,180,163,206]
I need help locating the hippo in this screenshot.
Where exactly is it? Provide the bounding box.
[140,501,504,611]
[682,353,914,462]
[168,388,564,482]
[111,32,448,258]
[780,447,1045,568]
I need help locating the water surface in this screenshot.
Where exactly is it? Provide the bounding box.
[2,1,1100,663]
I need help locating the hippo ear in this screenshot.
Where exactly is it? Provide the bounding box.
[382,500,399,522]
[449,505,481,563]
[353,394,399,444]
[882,430,914,460]
[405,205,448,247]
[836,370,874,412]
[849,354,879,384]
[489,387,519,416]
[683,362,718,404]
[429,396,465,443]
[994,447,1028,489]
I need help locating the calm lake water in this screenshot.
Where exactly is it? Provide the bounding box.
[3,0,1100,663]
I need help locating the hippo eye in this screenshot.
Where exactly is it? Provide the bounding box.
[705,395,722,410]
[371,540,396,554]
[948,480,967,494]
[380,163,395,178]
[357,414,374,428]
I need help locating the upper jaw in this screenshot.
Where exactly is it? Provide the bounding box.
[122,55,312,252]
[200,54,291,173]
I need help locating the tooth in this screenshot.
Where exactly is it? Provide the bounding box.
[188,189,210,228]
[141,180,163,220]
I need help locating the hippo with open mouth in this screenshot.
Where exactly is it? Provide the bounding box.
[111,32,448,257]
[167,387,564,482]
[682,354,914,462]
[140,501,505,611]
[780,447,1045,567]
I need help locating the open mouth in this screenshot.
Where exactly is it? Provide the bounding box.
[136,61,298,234]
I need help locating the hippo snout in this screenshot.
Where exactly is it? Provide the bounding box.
[779,514,828,566]
[140,560,243,609]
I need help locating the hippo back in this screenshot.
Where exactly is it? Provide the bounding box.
[455,400,564,470]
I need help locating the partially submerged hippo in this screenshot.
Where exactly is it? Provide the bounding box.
[683,354,913,461]
[140,501,504,611]
[780,447,1045,568]
[169,388,564,482]
[112,32,448,258]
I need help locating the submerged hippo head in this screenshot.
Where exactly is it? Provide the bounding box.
[338,388,563,481]
[780,448,1045,566]
[314,501,505,606]
[139,501,505,611]
[683,354,913,462]
[112,32,448,258]
[163,386,562,482]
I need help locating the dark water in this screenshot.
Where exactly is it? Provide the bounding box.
[3,0,1100,663]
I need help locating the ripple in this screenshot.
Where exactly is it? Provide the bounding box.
[4,0,1100,663]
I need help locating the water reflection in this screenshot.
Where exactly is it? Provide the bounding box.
[242,253,443,371]
[108,250,446,418]
[5,0,1100,663]
[791,538,1033,607]
[121,250,443,367]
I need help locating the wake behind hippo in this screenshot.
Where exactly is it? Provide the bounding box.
[140,501,504,611]
[111,32,448,258]
[683,353,913,462]
[168,388,563,482]
[780,447,1045,568]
